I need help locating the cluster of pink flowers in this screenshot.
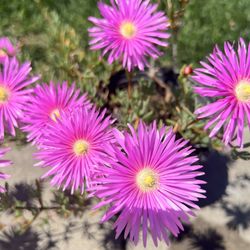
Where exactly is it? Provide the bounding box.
[0,33,205,247]
[1,0,250,247]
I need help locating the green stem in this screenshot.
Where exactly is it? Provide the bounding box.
[126,70,133,99]
[35,179,44,208]
[15,206,61,210]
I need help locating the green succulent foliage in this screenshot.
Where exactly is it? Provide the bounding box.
[165,71,223,149]
[231,147,250,161]
[52,189,88,217]
[110,79,155,126]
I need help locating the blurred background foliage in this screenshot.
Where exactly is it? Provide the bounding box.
[2,0,250,76]
[177,0,250,65]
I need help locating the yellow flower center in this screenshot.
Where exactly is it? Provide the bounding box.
[136,168,158,192]
[0,86,9,103]
[0,49,7,57]
[50,109,61,122]
[235,80,250,102]
[73,139,89,156]
[120,21,137,39]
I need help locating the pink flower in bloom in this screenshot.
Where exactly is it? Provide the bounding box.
[35,107,115,194]
[90,122,205,247]
[193,38,250,147]
[0,57,39,139]
[0,37,16,63]
[88,0,170,71]
[0,148,12,193]
[22,81,91,145]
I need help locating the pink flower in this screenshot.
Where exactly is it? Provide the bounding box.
[0,57,39,139]
[21,81,90,145]
[90,121,205,247]
[35,106,115,194]
[88,0,170,71]
[193,38,250,147]
[0,37,16,63]
[0,148,12,193]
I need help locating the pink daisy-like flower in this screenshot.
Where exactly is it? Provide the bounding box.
[0,37,16,63]
[0,57,39,139]
[35,106,115,194]
[90,122,205,247]
[21,81,91,145]
[0,148,12,193]
[192,38,250,147]
[88,0,170,71]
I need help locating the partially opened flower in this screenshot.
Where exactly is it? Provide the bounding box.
[22,81,90,145]
[0,57,39,139]
[90,122,205,247]
[193,38,250,147]
[0,148,12,193]
[88,0,170,71]
[0,37,16,63]
[35,107,115,194]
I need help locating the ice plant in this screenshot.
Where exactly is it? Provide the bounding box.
[90,122,205,247]
[22,81,91,145]
[192,38,250,147]
[35,106,115,194]
[0,37,16,63]
[0,148,12,193]
[0,57,39,139]
[88,0,170,71]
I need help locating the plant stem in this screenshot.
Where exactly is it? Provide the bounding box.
[126,70,133,99]
[14,205,87,211]
[15,206,61,211]
[35,179,44,208]
[147,70,173,103]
